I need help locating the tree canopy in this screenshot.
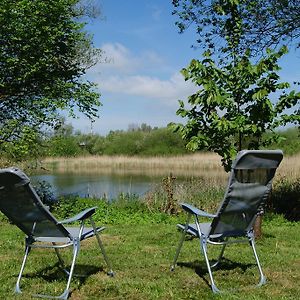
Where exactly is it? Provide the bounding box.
[172,0,300,56]
[171,0,300,171]
[173,47,300,170]
[0,0,101,147]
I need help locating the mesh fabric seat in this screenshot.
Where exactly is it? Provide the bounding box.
[0,167,114,299]
[171,150,283,293]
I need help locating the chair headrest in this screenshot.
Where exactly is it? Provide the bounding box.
[232,150,283,170]
[0,167,30,187]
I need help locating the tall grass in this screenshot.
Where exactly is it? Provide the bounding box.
[43,152,222,171]
[276,153,300,180]
[42,152,300,180]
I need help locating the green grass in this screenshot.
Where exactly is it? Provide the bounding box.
[0,213,299,299]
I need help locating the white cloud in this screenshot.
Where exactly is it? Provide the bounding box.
[98,72,197,104]
[100,43,140,73]
[86,42,197,106]
[92,43,165,75]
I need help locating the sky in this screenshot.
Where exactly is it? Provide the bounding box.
[70,0,300,135]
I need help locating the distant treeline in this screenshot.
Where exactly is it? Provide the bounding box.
[1,123,299,161]
[266,127,300,155]
[46,124,189,157]
[42,123,190,158]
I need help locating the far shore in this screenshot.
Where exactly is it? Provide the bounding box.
[42,152,300,182]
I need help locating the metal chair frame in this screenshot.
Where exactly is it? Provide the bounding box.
[0,167,114,299]
[170,150,283,293]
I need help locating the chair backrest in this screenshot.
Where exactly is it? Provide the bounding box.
[0,167,70,239]
[209,150,283,237]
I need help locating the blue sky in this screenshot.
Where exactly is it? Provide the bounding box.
[70,0,299,135]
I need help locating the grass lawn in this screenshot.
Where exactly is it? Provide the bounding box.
[0,214,299,299]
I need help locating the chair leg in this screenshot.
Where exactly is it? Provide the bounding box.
[170,228,186,271]
[61,242,80,299]
[15,244,30,294]
[200,238,220,293]
[54,245,66,270]
[170,214,191,271]
[31,242,79,300]
[90,218,114,276]
[249,237,266,286]
[210,240,227,268]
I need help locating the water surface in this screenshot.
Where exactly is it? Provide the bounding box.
[32,173,161,200]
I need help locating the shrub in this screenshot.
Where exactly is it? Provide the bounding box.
[268,177,300,221]
[52,194,182,225]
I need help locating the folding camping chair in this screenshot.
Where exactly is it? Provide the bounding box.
[0,167,114,299]
[171,150,283,293]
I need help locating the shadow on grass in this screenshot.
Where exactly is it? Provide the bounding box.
[12,262,106,298]
[177,258,255,289]
[20,262,103,286]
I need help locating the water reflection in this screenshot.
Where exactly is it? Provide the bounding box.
[32,173,160,200]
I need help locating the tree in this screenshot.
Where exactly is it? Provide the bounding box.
[171,0,300,171]
[172,0,300,56]
[172,47,300,171]
[0,0,102,150]
[172,1,300,238]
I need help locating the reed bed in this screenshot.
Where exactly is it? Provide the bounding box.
[43,153,228,183]
[43,152,300,183]
[276,152,300,181]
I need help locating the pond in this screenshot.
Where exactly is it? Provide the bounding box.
[32,173,162,200]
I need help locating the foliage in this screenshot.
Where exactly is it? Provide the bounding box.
[34,180,57,206]
[104,127,188,156]
[47,135,82,157]
[266,127,300,155]
[1,124,299,162]
[43,125,300,159]
[78,133,106,155]
[172,0,300,56]
[269,177,300,221]
[171,0,300,171]
[52,195,181,225]
[44,125,189,157]
[0,126,42,161]
[172,47,300,170]
[104,130,145,156]
[0,0,101,152]
[137,127,189,156]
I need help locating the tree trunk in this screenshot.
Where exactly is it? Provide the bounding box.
[253,214,263,239]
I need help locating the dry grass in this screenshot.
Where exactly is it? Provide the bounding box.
[42,152,300,184]
[276,153,300,181]
[43,153,226,180]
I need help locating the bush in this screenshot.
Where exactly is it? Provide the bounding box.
[267,127,300,155]
[47,136,81,157]
[43,126,189,157]
[52,194,182,225]
[268,177,300,221]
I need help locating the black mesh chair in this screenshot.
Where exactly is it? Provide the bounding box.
[0,167,114,299]
[171,150,283,293]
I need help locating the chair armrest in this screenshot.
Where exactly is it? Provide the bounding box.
[181,203,216,218]
[58,207,97,224]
